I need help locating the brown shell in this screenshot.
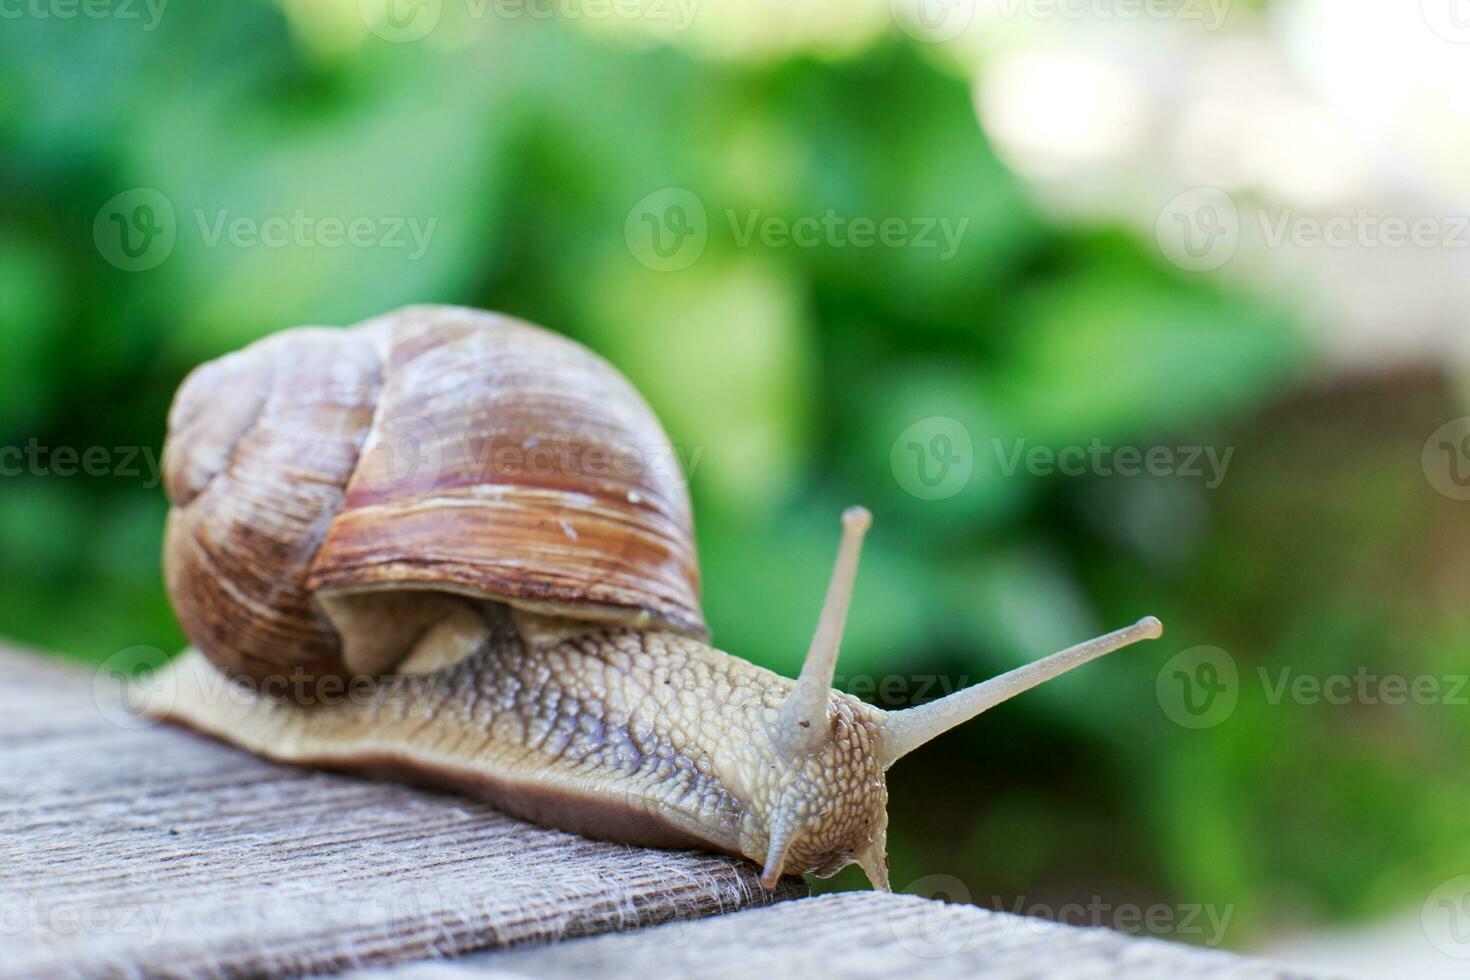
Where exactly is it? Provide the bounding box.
[162,305,705,682]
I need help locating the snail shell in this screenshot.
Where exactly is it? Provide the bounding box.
[163,305,704,682]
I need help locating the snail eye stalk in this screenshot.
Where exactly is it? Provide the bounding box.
[876,617,1164,769]
[772,506,871,758]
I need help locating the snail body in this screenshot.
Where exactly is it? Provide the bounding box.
[158,611,890,885]
[153,305,1161,889]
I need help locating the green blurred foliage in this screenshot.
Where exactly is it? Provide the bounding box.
[0,0,1462,952]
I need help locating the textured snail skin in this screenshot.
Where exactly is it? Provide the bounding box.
[154,605,891,886]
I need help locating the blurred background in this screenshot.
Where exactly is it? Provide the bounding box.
[3,0,1469,973]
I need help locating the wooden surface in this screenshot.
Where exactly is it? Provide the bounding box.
[378,892,1320,980]
[0,647,800,979]
[1,645,1328,980]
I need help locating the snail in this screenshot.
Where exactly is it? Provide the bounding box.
[150,304,1162,891]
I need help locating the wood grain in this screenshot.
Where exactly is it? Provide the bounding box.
[0,644,1328,980]
[388,892,1322,980]
[0,646,801,979]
